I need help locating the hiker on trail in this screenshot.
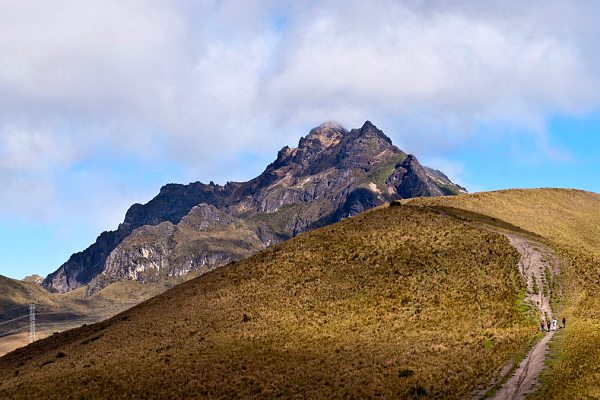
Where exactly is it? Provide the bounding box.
[563,317,566,329]
[541,321,545,332]
[547,320,551,332]
[552,318,558,331]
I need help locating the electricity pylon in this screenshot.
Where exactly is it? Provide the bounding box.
[28,304,36,343]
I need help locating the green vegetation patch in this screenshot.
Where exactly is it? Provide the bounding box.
[364,152,407,191]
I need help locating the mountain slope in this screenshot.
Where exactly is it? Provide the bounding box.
[42,182,239,293]
[409,189,600,398]
[0,271,211,357]
[0,203,529,399]
[0,276,60,322]
[44,121,465,293]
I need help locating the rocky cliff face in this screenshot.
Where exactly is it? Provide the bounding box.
[43,182,239,292]
[87,205,265,293]
[43,121,466,293]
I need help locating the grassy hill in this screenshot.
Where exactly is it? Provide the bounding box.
[0,276,75,355]
[0,276,61,321]
[0,204,533,399]
[0,273,200,357]
[409,188,600,398]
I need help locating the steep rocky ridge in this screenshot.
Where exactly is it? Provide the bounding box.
[423,166,467,196]
[89,205,264,293]
[43,182,241,293]
[44,121,465,293]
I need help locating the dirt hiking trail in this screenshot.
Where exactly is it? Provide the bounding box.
[485,234,561,400]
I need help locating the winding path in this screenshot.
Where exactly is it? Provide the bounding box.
[488,235,561,400]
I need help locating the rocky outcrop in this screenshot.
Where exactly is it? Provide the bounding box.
[44,121,466,293]
[86,205,266,293]
[43,183,239,292]
[388,155,444,198]
[22,275,44,285]
[423,166,468,195]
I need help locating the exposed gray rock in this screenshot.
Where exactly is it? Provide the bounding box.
[388,155,444,198]
[21,275,44,286]
[44,121,466,293]
[86,205,265,293]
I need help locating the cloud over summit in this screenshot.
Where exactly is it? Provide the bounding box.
[0,0,599,223]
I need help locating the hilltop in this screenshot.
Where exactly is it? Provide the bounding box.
[0,276,59,322]
[1,198,534,398]
[409,188,600,398]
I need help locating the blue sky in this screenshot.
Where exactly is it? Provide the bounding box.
[1,1,600,280]
[464,114,600,192]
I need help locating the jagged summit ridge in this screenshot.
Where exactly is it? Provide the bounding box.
[43,121,466,293]
[304,121,347,143]
[270,121,398,178]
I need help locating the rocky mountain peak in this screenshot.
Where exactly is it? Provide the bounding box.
[298,122,346,151]
[43,120,466,293]
[271,121,395,173]
[355,120,393,145]
[305,121,346,143]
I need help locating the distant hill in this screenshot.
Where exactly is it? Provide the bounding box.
[21,275,43,286]
[0,276,59,322]
[0,200,529,399]
[43,121,465,293]
[0,272,203,357]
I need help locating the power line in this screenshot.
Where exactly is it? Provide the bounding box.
[0,326,29,338]
[2,306,79,317]
[0,314,29,326]
[32,318,98,328]
[0,311,86,326]
[0,318,99,339]
[33,311,83,316]
[0,315,99,331]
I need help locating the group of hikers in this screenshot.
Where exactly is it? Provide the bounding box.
[541,317,566,332]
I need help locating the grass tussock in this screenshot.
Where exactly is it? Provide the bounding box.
[410,188,600,398]
[0,205,531,399]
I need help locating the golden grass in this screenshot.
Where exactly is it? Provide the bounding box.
[0,333,36,356]
[408,189,600,252]
[0,276,60,316]
[0,273,201,359]
[0,205,533,399]
[409,188,600,398]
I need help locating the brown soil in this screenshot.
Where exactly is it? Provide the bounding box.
[489,235,561,400]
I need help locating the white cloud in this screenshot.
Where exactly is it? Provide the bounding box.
[1,0,600,224]
[264,1,598,132]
